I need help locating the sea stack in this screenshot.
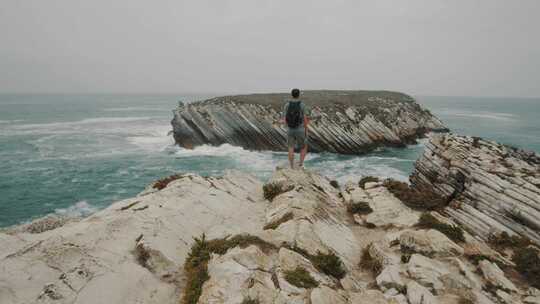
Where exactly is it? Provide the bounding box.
[171,90,447,154]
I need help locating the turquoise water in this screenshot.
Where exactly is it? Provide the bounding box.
[0,94,538,227]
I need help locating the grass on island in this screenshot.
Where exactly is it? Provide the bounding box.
[263,212,294,230]
[359,244,382,275]
[416,213,465,243]
[284,266,319,289]
[153,174,184,190]
[358,176,379,189]
[346,201,373,215]
[383,179,447,211]
[181,233,277,304]
[284,245,346,280]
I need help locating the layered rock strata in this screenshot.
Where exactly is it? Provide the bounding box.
[411,133,540,244]
[2,168,539,304]
[171,90,447,154]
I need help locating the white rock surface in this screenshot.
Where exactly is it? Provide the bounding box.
[479,260,518,292]
[407,281,438,304]
[399,229,464,257]
[1,166,538,304]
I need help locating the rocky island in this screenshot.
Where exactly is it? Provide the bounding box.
[171,91,447,154]
[1,134,539,304]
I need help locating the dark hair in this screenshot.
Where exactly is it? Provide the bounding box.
[291,88,300,98]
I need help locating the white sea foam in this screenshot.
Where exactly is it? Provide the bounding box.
[55,201,97,217]
[173,144,412,182]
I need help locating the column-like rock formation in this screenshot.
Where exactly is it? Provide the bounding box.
[171,90,447,154]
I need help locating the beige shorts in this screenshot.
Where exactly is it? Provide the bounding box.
[287,128,307,148]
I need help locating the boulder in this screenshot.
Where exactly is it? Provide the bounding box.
[407,281,438,304]
[399,229,464,257]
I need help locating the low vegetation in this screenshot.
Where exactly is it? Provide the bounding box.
[488,231,531,250]
[262,182,293,201]
[241,297,260,304]
[346,201,373,215]
[416,213,465,243]
[181,234,277,304]
[512,246,540,289]
[153,174,183,190]
[284,267,319,289]
[383,179,447,210]
[358,176,379,189]
[359,244,382,275]
[263,212,294,230]
[284,245,346,279]
[311,251,346,279]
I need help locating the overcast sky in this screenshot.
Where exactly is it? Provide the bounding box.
[1,0,539,97]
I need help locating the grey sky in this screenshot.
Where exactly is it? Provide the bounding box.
[1,0,539,97]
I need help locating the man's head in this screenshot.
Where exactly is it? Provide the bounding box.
[291,88,300,99]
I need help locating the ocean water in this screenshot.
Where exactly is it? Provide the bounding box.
[0,94,538,227]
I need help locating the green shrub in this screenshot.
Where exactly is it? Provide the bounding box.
[513,247,540,289]
[383,179,447,210]
[311,251,346,279]
[282,245,346,280]
[181,234,277,304]
[416,213,465,243]
[346,202,373,215]
[359,176,379,189]
[181,234,212,304]
[284,267,319,288]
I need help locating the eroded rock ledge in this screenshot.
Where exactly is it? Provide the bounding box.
[171,90,447,154]
[2,167,539,304]
[411,133,540,245]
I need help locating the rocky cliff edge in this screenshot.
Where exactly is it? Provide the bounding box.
[1,165,539,304]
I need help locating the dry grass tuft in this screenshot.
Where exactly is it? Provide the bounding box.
[358,176,379,189]
[383,179,447,210]
[416,213,465,243]
[153,174,183,190]
[359,244,382,275]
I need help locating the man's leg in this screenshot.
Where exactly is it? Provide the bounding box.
[299,144,308,167]
[288,147,295,168]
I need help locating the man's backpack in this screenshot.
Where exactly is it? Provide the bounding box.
[286,101,303,128]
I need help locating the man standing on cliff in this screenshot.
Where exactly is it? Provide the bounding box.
[283,88,310,169]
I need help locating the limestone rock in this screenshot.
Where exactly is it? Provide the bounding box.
[349,289,391,304]
[376,265,405,292]
[171,91,447,154]
[410,133,540,244]
[399,229,464,257]
[310,286,348,304]
[407,281,438,304]
[363,184,421,228]
[407,254,450,292]
[479,260,518,293]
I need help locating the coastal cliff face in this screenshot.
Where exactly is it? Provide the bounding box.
[411,133,540,244]
[171,90,447,154]
[2,166,539,304]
